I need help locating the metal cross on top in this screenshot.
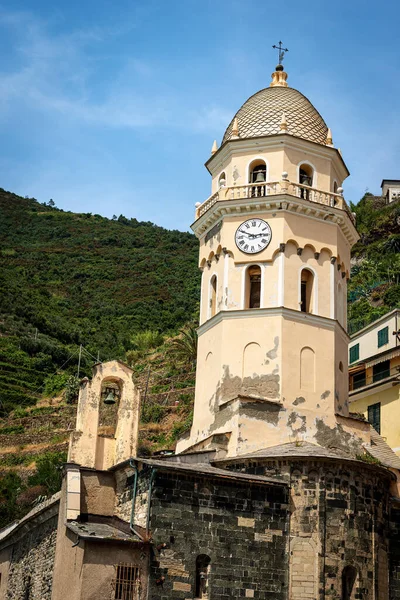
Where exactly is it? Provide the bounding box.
[272,41,289,65]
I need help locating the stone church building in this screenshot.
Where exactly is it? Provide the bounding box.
[2,62,400,600]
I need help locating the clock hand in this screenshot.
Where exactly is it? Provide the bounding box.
[239,230,255,238]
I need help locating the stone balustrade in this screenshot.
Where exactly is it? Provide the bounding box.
[195,179,355,224]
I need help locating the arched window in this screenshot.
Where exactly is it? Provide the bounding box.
[99,380,121,436]
[342,566,357,600]
[24,576,32,600]
[195,555,211,599]
[333,181,338,193]
[218,172,226,188]
[249,160,267,197]
[245,265,261,308]
[300,269,314,313]
[210,275,217,317]
[299,163,314,200]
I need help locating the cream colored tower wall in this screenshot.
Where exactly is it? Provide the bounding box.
[199,213,351,327]
[208,137,346,193]
[189,312,283,447]
[178,309,349,455]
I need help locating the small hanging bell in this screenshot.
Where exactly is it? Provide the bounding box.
[255,170,265,183]
[104,390,116,405]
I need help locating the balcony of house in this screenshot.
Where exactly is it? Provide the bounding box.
[349,359,400,396]
[195,177,355,225]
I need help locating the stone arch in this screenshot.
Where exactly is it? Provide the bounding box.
[303,243,316,257]
[299,266,318,314]
[242,342,262,379]
[290,537,317,600]
[209,273,218,318]
[342,565,358,600]
[69,361,139,471]
[242,264,263,309]
[218,172,226,188]
[284,239,299,258]
[320,247,333,262]
[195,554,211,599]
[247,156,269,183]
[300,346,315,392]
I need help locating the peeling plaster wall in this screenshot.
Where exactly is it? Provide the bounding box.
[180,308,352,457]
[80,543,149,600]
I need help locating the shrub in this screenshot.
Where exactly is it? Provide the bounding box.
[43,372,69,397]
[141,403,167,424]
[0,424,25,435]
[12,407,28,419]
[28,451,67,495]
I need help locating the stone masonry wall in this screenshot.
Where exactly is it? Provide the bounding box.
[6,515,57,600]
[222,457,392,600]
[389,502,400,600]
[146,468,289,600]
[115,464,151,529]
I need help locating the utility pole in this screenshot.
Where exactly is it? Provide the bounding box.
[77,344,82,378]
[143,365,151,407]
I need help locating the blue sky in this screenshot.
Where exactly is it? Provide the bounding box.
[0,0,399,231]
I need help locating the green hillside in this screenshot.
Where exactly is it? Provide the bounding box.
[0,189,200,414]
[348,194,400,333]
[1,187,400,529]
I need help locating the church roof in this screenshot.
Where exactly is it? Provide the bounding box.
[222,86,328,146]
[367,429,400,470]
[137,457,286,486]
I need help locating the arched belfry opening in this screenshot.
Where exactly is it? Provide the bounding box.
[98,379,121,437]
[210,275,217,317]
[195,555,211,599]
[300,268,314,313]
[299,163,314,199]
[249,160,267,197]
[245,265,262,309]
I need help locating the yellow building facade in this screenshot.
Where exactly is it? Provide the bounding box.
[349,309,400,454]
[176,64,364,457]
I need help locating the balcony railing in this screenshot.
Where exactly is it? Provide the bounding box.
[349,365,400,393]
[196,179,355,224]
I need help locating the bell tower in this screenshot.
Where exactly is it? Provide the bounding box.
[176,62,362,458]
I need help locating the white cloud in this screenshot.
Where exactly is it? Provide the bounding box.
[0,9,230,135]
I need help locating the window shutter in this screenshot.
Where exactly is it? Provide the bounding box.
[378,326,389,348]
[349,344,359,364]
[367,403,381,434]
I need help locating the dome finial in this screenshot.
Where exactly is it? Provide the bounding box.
[271,41,289,87]
[326,128,333,147]
[231,117,240,139]
[211,140,218,155]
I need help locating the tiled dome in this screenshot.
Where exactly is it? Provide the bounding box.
[222,86,328,145]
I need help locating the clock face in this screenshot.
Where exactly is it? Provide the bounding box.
[235,218,272,254]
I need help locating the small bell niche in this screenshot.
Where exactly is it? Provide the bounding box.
[98,380,121,438]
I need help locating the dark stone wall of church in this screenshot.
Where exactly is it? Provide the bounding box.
[221,457,392,600]
[146,469,289,600]
[389,502,400,600]
[6,515,57,600]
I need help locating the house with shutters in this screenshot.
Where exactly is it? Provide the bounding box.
[349,309,400,454]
